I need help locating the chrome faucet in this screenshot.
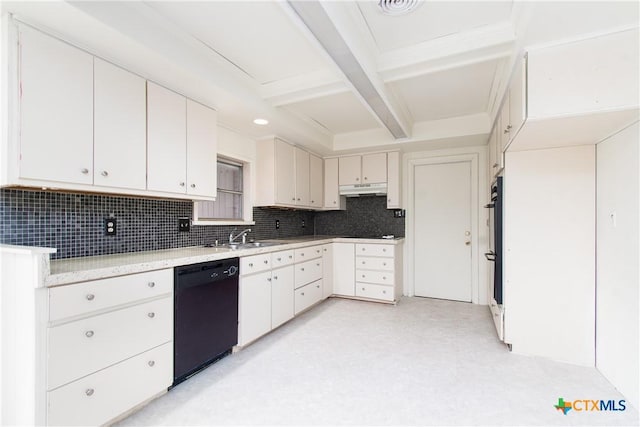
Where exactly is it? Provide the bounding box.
[229,228,252,244]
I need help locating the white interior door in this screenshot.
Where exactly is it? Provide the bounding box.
[414,161,472,302]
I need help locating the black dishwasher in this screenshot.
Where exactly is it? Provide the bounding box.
[173,258,239,386]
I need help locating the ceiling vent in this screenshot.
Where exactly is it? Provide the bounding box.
[378,0,422,16]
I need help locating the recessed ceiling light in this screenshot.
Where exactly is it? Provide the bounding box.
[253,118,269,125]
[378,0,422,16]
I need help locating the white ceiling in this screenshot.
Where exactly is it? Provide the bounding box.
[3,1,638,155]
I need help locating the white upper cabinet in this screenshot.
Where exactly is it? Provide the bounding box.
[147,82,187,195]
[18,25,93,185]
[386,151,401,209]
[275,139,296,205]
[323,158,346,210]
[186,100,217,198]
[338,155,362,185]
[362,153,387,184]
[309,153,323,208]
[294,147,310,206]
[94,58,146,190]
[507,28,639,152]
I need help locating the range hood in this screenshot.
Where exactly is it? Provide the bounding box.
[339,183,387,197]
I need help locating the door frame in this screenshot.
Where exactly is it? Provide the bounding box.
[404,151,483,303]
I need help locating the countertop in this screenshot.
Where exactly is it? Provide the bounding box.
[45,236,404,287]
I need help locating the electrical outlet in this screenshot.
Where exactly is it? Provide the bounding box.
[275,219,280,229]
[393,209,405,218]
[178,218,190,232]
[104,217,116,236]
[301,219,305,228]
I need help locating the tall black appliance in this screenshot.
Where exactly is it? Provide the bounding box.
[485,177,503,305]
[173,258,239,386]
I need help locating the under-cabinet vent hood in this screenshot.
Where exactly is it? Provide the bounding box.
[339,183,387,197]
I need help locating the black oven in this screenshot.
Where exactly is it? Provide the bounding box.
[485,177,503,305]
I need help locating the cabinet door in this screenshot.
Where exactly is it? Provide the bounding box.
[19,26,93,185]
[509,55,526,142]
[338,155,361,185]
[324,158,344,209]
[186,100,217,197]
[488,124,498,175]
[147,82,187,194]
[500,92,511,156]
[386,151,401,208]
[333,243,355,296]
[309,154,323,208]
[294,147,310,206]
[321,244,333,299]
[274,140,296,205]
[238,271,271,346]
[94,59,146,190]
[271,265,294,329]
[362,153,387,184]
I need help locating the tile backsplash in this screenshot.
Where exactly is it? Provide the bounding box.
[0,189,314,259]
[0,189,404,260]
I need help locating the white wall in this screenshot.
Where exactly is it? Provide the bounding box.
[403,145,489,304]
[504,145,595,366]
[596,121,639,410]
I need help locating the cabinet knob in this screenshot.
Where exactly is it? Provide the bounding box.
[85,330,94,338]
[383,290,387,294]
[506,125,512,130]
[388,198,391,202]
[249,263,254,267]
[273,276,278,280]
[355,177,359,181]
[148,360,155,367]
[180,182,185,187]
[333,201,336,204]
[301,253,304,257]
[316,263,320,266]
[362,248,365,251]
[362,287,365,291]
[316,249,320,253]
[101,170,108,177]
[383,262,387,266]
[277,257,281,261]
[503,129,509,134]
[301,292,305,296]
[311,200,314,203]
[148,312,155,318]
[316,284,320,288]
[85,388,94,396]
[264,260,268,264]
[267,277,272,282]
[323,248,327,252]
[148,282,155,288]
[362,274,365,278]
[191,183,196,188]
[297,198,300,201]
[364,177,368,180]
[362,261,365,265]
[81,168,89,174]
[383,277,387,280]
[292,198,296,201]
[301,268,305,271]
[86,294,95,301]
[289,255,293,259]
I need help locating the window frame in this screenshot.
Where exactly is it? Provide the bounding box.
[192,155,254,226]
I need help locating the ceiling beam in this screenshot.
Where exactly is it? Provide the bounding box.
[286,0,412,139]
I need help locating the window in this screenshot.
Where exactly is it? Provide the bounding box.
[194,157,253,224]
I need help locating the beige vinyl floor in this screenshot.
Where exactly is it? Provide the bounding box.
[117,297,638,426]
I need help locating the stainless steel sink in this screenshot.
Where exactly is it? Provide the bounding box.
[205,241,282,250]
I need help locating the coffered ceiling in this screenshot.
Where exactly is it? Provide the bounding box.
[2,1,638,155]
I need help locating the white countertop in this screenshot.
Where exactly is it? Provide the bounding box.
[45,236,403,287]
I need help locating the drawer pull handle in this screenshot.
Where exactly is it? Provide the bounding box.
[301,292,305,296]
[86,294,95,301]
[383,263,387,266]
[316,250,320,253]
[277,257,281,261]
[301,253,304,256]
[249,263,254,267]
[289,255,293,259]
[264,260,268,264]
[383,248,387,252]
[85,388,94,396]
[148,312,155,318]
[383,290,387,294]
[301,268,305,271]
[148,360,155,367]
[85,330,94,338]
[362,261,365,264]
[148,282,156,288]
[316,263,320,266]
[362,275,365,278]
[323,248,327,252]
[316,285,320,288]
[383,277,387,280]
[362,287,365,291]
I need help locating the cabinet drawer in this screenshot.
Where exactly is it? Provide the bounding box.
[355,283,394,302]
[47,342,172,426]
[48,296,172,390]
[294,245,322,263]
[355,244,394,258]
[271,250,294,268]
[356,256,393,271]
[356,269,394,286]
[240,253,271,275]
[294,280,323,315]
[49,269,172,322]
[294,258,323,289]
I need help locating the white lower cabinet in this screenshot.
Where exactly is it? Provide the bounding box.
[295,280,323,315]
[271,265,294,329]
[47,342,172,427]
[238,270,272,346]
[333,243,355,296]
[355,282,394,302]
[321,244,333,299]
[46,269,173,426]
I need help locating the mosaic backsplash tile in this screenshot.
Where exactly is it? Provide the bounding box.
[0,189,404,260]
[0,189,314,259]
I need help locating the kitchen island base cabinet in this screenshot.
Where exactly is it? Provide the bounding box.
[47,342,172,427]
